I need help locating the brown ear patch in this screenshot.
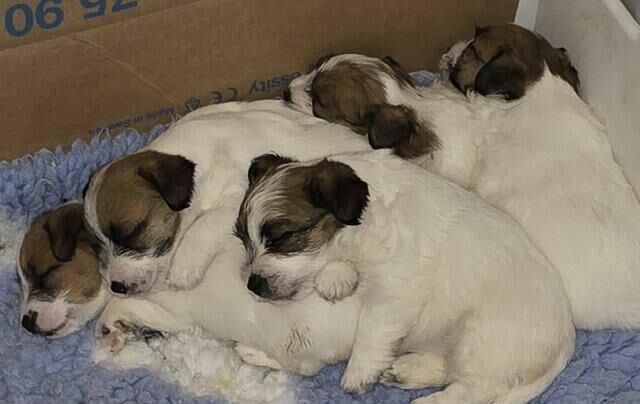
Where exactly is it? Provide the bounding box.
[308,159,369,226]
[367,104,440,159]
[452,24,580,99]
[43,203,85,262]
[137,151,196,212]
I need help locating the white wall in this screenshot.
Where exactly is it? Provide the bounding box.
[536,0,640,193]
[515,0,540,29]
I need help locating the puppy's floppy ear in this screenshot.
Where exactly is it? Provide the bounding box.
[248,153,295,185]
[551,46,580,95]
[474,49,528,100]
[43,203,85,262]
[138,152,196,211]
[366,104,416,149]
[308,160,369,226]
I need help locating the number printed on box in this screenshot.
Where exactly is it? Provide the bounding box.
[3,0,139,38]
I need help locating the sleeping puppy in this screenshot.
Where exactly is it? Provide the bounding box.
[235,150,574,402]
[286,52,486,189]
[82,100,371,295]
[286,26,640,330]
[440,23,640,330]
[18,203,109,338]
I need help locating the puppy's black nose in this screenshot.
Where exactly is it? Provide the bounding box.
[282,89,292,103]
[247,274,271,298]
[21,311,38,334]
[110,281,128,294]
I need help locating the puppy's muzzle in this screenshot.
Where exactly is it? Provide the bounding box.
[247,274,272,298]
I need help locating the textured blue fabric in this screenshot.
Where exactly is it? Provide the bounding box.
[2,71,640,403]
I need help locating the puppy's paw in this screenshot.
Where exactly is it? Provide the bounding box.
[234,344,284,370]
[96,320,135,352]
[340,367,376,395]
[314,261,358,302]
[166,265,203,290]
[380,353,446,389]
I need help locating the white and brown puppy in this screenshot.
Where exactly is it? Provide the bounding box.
[235,150,574,402]
[286,27,640,330]
[82,100,372,295]
[442,24,640,330]
[18,203,109,338]
[286,52,486,189]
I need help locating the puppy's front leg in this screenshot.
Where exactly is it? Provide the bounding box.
[167,207,236,289]
[340,304,406,394]
[96,296,190,351]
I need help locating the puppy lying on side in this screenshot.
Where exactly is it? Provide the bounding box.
[286,25,640,330]
[18,203,109,338]
[236,150,574,402]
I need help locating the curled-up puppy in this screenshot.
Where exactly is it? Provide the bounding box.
[18,203,109,338]
[286,30,640,330]
[235,150,574,402]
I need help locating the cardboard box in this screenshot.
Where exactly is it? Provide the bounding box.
[0,0,518,161]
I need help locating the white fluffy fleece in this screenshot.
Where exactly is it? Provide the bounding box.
[94,326,295,403]
[0,215,25,272]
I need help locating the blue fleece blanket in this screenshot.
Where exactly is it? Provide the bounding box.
[2,72,640,403]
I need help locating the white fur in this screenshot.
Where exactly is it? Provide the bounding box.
[240,150,575,402]
[466,68,640,329]
[96,239,360,377]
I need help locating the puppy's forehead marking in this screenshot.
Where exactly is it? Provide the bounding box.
[20,208,102,305]
[242,161,343,256]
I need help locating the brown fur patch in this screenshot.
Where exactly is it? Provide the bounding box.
[367,104,440,159]
[20,204,101,303]
[451,24,580,99]
[311,62,389,134]
[95,150,195,255]
[307,55,438,159]
[236,156,368,258]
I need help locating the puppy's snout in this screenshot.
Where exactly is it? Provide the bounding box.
[110,281,129,294]
[247,274,272,298]
[21,310,38,334]
[282,89,292,103]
